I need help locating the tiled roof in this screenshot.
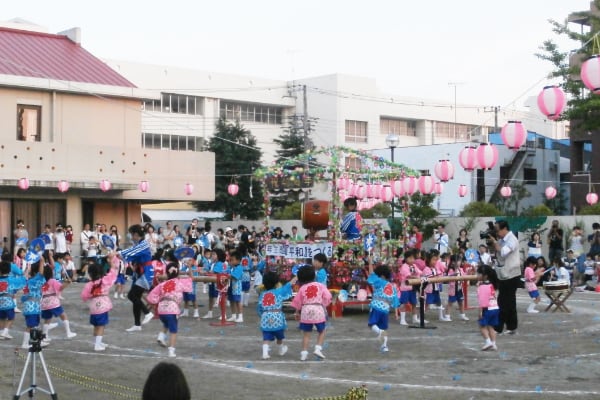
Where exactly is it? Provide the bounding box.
[0,27,136,88]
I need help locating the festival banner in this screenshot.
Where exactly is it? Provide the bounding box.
[265,242,334,258]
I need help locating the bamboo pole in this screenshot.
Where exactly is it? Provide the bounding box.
[405,274,478,286]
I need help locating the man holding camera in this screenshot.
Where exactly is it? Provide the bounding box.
[547,220,564,264]
[488,220,520,335]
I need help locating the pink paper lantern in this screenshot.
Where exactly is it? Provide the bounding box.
[391,179,404,197]
[138,180,149,193]
[545,186,557,200]
[373,183,382,199]
[434,159,455,182]
[380,185,393,202]
[57,180,69,193]
[365,183,374,198]
[418,175,436,195]
[477,143,499,170]
[586,192,599,206]
[337,176,349,190]
[184,183,194,196]
[537,86,566,120]
[458,146,478,171]
[347,181,356,197]
[581,55,600,94]
[458,184,468,197]
[227,183,239,196]
[99,179,111,192]
[355,184,367,200]
[17,178,29,190]
[501,121,527,150]
[402,176,418,196]
[338,189,348,203]
[500,185,512,198]
[434,182,444,195]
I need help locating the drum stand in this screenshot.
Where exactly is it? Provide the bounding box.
[14,340,58,399]
[409,281,436,330]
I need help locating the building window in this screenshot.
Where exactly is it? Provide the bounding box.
[345,157,362,170]
[17,105,41,142]
[434,121,476,140]
[219,101,283,124]
[345,120,368,143]
[523,168,537,185]
[380,118,416,136]
[142,133,205,152]
[142,94,203,115]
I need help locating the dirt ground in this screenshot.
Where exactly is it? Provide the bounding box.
[1,283,600,400]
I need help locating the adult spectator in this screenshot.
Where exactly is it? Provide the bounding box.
[238,225,255,251]
[271,227,284,240]
[142,362,190,400]
[80,223,93,257]
[588,222,600,259]
[223,227,236,250]
[490,220,521,335]
[406,224,423,250]
[455,228,470,254]
[547,220,564,264]
[433,224,450,253]
[291,226,303,241]
[527,231,542,258]
[162,221,176,249]
[54,223,68,254]
[13,219,29,255]
[65,225,74,253]
[109,225,121,250]
[186,218,201,245]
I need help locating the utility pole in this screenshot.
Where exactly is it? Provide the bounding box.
[448,82,465,142]
[302,84,310,201]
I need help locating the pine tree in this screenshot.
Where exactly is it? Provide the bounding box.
[192,119,263,220]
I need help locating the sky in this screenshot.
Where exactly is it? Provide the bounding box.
[2,0,594,108]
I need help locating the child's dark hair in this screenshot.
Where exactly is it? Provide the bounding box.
[229,250,241,262]
[128,224,145,237]
[403,249,416,260]
[0,261,10,275]
[166,262,179,279]
[297,265,316,285]
[447,254,461,271]
[88,262,104,282]
[262,271,279,290]
[343,197,357,208]
[1,252,11,263]
[525,256,538,267]
[30,260,41,276]
[313,253,327,264]
[213,248,226,262]
[425,249,440,265]
[477,264,498,289]
[43,264,54,281]
[374,264,391,281]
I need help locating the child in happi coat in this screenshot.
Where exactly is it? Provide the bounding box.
[340,197,362,241]
[147,262,192,358]
[0,260,26,340]
[422,250,450,322]
[227,251,244,323]
[291,266,332,361]
[397,249,422,325]
[367,258,399,353]
[180,257,200,318]
[477,265,499,351]
[240,246,253,307]
[523,256,542,313]
[81,260,118,351]
[313,253,328,285]
[201,248,225,319]
[257,271,297,359]
[21,259,47,349]
[41,265,76,341]
[443,255,469,321]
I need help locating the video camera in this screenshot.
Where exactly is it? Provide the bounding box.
[479,221,497,243]
[29,327,46,350]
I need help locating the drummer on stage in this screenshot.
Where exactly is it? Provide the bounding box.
[340,197,362,241]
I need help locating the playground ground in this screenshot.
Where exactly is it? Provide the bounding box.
[1,283,600,400]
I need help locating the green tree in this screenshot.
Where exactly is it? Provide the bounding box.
[459,201,501,217]
[390,193,439,240]
[192,119,263,220]
[536,2,600,132]
[360,203,391,219]
[522,204,554,216]
[273,202,302,219]
[490,184,530,216]
[577,203,600,215]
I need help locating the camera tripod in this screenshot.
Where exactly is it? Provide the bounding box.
[14,338,58,400]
